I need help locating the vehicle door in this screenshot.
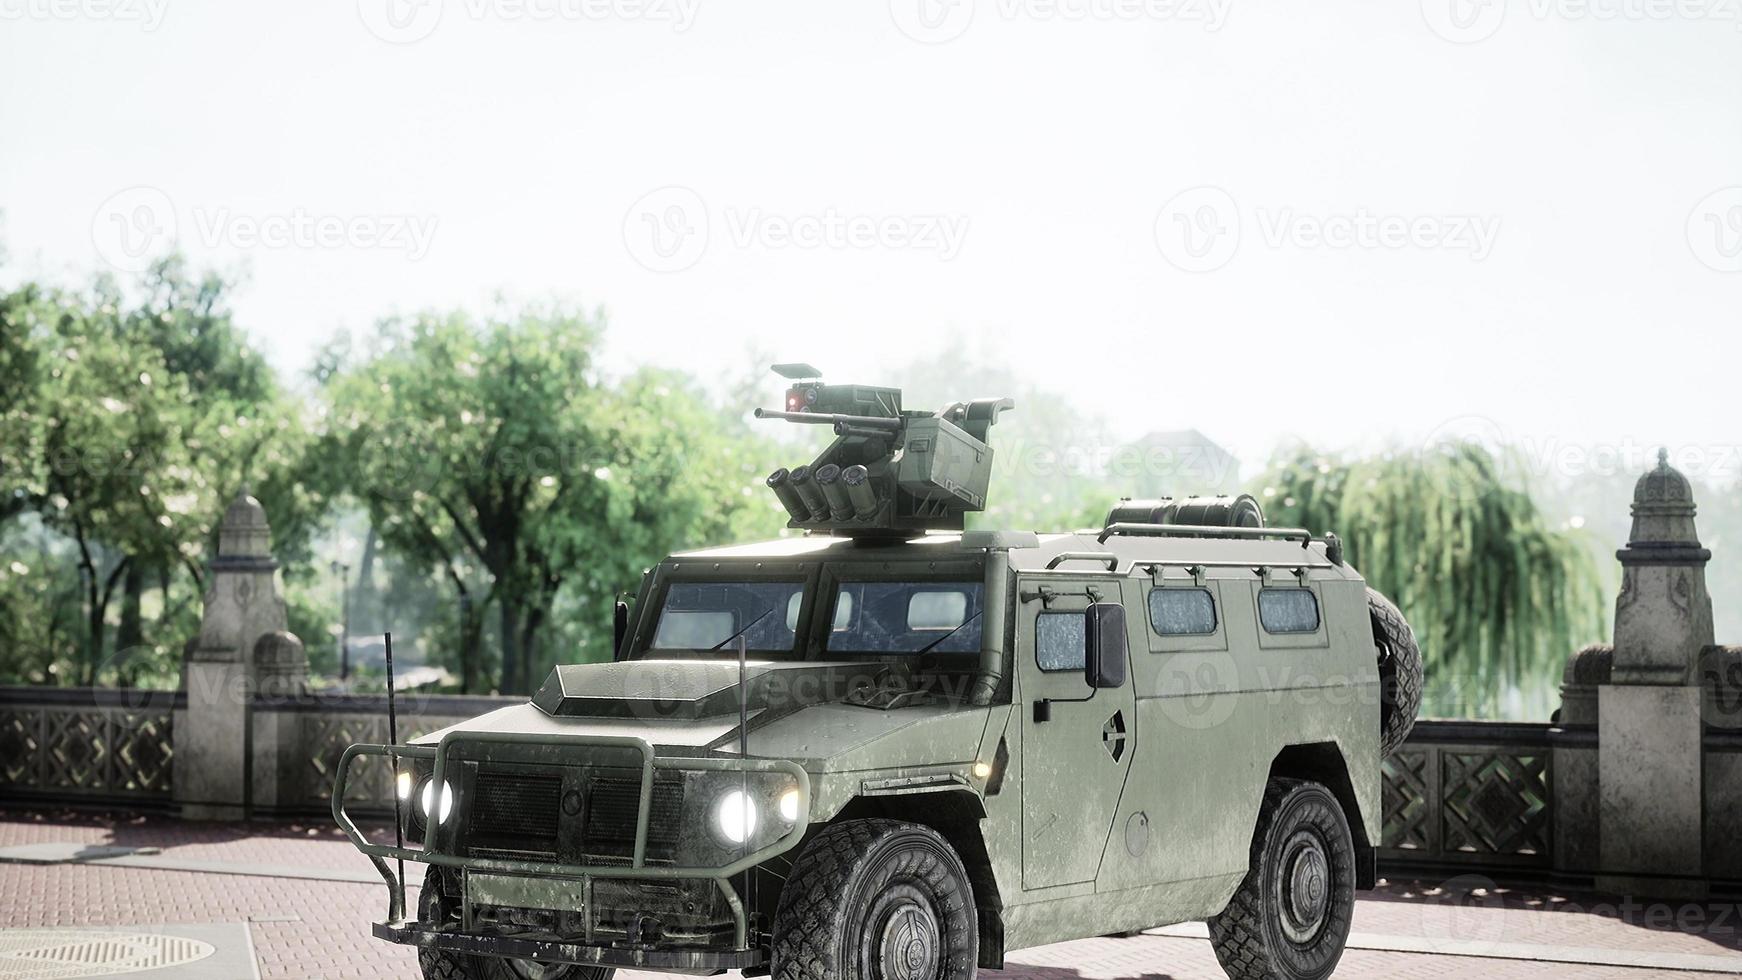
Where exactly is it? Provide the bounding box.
[1017,575,1136,891]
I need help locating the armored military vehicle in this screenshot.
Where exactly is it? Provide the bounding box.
[334,366,1422,980]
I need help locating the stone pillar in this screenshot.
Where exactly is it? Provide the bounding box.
[1595,450,1713,898]
[249,630,310,813]
[173,489,289,820]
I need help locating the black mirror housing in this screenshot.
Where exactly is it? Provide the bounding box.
[613,600,631,661]
[1084,602,1129,689]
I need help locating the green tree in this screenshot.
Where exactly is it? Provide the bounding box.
[0,259,317,686]
[320,305,779,694]
[1252,442,1609,718]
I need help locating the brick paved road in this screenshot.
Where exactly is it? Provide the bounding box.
[3,810,1739,980]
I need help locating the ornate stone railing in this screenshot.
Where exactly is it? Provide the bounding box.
[0,686,181,806]
[1379,720,1556,872]
[257,692,518,815]
[0,682,1726,886]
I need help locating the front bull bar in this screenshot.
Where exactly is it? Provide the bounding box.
[331,730,812,953]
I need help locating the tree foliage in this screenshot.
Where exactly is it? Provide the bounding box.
[1253,442,1609,718]
[318,305,781,694]
[0,258,318,686]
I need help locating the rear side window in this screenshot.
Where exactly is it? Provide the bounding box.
[1148,589,1218,636]
[1035,612,1086,672]
[1258,589,1320,634]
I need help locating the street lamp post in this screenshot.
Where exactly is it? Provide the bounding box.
[332,560,351,682]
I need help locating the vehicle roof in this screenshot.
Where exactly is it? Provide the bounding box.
[670,529,1356,578]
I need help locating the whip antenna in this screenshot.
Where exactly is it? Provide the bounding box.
[385,631,406,920]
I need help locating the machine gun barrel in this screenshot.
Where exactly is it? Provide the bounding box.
[753,408,903,433]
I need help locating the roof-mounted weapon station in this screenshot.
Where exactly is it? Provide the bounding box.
[757,363,1014,537]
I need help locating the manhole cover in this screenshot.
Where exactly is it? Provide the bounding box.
[0,930,215,979]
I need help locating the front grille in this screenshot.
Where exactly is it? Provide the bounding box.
[582,773,684,866]
[467,770,562,856]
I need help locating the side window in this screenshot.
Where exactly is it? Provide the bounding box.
[1258,588,1320,634]
[1035,612,1086,672]
[1148,588,1218,636]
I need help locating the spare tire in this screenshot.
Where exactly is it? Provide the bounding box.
[1368,588,1422,757]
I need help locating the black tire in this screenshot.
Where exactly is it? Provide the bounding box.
[415,867,614,980]
[1368,587,1422,757]
[1208,779,1356,980]
[772,819,977,980]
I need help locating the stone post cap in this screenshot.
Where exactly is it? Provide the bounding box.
[216,486,275,566]
[1619,448,1709,565]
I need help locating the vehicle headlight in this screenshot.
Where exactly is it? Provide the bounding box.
[778,787,802,823]
[714,789,759,845]
[395,770,415,802]
[419,778,455,825]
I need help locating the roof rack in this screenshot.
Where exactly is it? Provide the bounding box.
[1098,523,1315,546]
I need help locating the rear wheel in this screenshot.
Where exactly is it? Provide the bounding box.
[415,867,614,980]
[772,819,977,980]
[1208,779,1356,980]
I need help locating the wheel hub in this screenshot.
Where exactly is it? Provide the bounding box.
[1277,828,1332,945]
[876,900,940,980]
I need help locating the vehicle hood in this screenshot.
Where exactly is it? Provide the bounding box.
[528,658,881,721]
[409,658,993,769]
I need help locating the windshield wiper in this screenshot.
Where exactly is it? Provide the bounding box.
[913,610,983,658]
[706,605,779,652]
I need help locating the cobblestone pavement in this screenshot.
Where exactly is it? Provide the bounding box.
[3,810,1740,980]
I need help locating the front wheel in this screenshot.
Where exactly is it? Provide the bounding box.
[1208,778,1356,980]
[772,819,978,980]
[415,867,615,980]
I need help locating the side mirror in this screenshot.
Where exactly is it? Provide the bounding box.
[613,600,631,661]
[1084,602,1128,689]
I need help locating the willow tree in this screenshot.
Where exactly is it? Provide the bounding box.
[1253,443,1607,719]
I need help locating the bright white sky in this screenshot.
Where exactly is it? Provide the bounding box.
[2,0,1738,483]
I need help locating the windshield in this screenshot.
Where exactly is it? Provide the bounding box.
[823,580,984,655]
[649,581,805,652]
